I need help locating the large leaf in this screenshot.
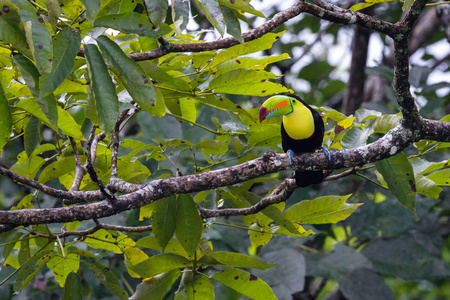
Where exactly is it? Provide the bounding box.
[144,0,168,28]
[197,251,275,270]
[94,12,160,37]
[46,247,80,287]
[427,169,450,186]
[84,260,128,300]
[14,0,52,73]
[40,28,81,97]
[284,194,361,224]
[212,268,277,300]
[126,253,192,278]
[0,83,12,155]
[97,35,163,116]
[375,152,416,213]
[14,250,55,291]
[80,229,135,254]
[175,271,215,300]
[175,194,203,257]
[194,0,225,35]
[84,43,119,135]
[130,269,181,300]
[80,0,101,23]
[62,272,82,300]
[218,0,264,17]
[0,0,27,46]
[209,69,292,96]
[16,98,84,140]
[152,196,178,251]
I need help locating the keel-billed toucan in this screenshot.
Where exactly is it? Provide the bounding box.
[259,94,328,187]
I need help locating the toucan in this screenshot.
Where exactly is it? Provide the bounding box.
[259,94,328,187]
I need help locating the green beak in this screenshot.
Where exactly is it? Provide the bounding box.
[259,95,294,123]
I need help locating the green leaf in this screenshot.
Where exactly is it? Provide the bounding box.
[144,0,168,28]
[175,194,203,257]
[375,152,416,213]
[194,0,225,36]
[179,97,196,124]
[172,0,190,34]
[139,61,192,91]
[40,28,81,97]
[14,0,53,74]
[39,156,76,184]
[402,0,414,10]
[136,236,191,257]
[80,0,101,23]
[47,247,80,287]
[175,271,215,300]
[62,272,82,300]
[14,250,55,291]
[81,229,135,254]
[209,69,292,96]
[94,12,160,38]
[212,32,283,67]
[212,268,277,300]
[215,54,290,75]
[126,253,192,278]
[249,224,273,248]
[84,260,128,300]
[415,173,442,199]
[16,98,84,140]
[0,0,27,46]
[44,0,62,31]
[84,43,119,135]
[97,35,159,115]
[0,83,12,155]
[223,6,244,44]
[198,251,275,270]
[284,194,361,224]
[153,196,178,251]
[130,269,181,300]
[427,169,450,186]
[247,124,280,147]
[341,122,374,149]
[373,114,401,133]
[12,54,40,97]
[218,0,265,17]
[24,116,40,157]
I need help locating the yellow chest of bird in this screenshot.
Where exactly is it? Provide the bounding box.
[282,104,315,140]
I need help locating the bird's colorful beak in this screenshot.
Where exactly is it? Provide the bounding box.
[259,95,294,123]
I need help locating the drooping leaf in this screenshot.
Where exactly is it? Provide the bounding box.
[24,116,40,157]
[172,0,190,34]
[94,12,160,38]
[0,0,27,46]
[249,224,273,248]
[130,269,181,300]
[175,271,215,300]
[144,0,168,28]
[39,156,76,184]
[80,0,101,23]
[152,195,178,251]
[62,272,82,300]
[415,173,442,199]
[40,28,81,97]
[46,247,80,287]
[175,194,203,257]
[80,229,135,254]
[375,152,416,213]
[14,250,55,291]
[212,268,277,300]
[0,83,12,155]
[223,6,244,44]
[14,0,53,73]
[97,35,160,115]
[84,260,129,300]
[341,121,374,149]
[284,194,361,224]
[84,43,119,135]
[194,0,225,36]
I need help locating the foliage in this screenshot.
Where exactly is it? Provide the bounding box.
[0,0,449,299]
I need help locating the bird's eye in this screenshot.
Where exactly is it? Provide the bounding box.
[292,100,296,103]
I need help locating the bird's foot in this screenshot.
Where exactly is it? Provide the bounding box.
[286,149,294,165]
[319,146,331,161]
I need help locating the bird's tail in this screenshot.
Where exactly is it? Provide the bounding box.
[294,170,324,187]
